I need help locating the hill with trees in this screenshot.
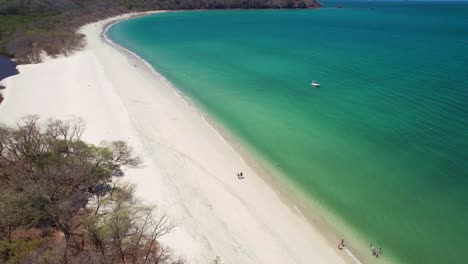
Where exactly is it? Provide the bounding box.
[0,0,321,64]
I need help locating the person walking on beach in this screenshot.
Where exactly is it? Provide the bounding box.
[371,243,376,256]
[337,239,344,250]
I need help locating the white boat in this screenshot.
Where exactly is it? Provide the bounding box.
[311,81,320,87]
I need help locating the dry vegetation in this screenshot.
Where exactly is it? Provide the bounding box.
[0,116,183,263]
[0,0,321,64]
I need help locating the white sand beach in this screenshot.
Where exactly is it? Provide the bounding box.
[0,13,350,264]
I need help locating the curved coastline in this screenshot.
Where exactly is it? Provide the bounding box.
[103,12,372,264]
[0,11,361,264]
[2,4,466,263]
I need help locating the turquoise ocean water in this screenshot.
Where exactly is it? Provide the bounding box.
[107,2,468,263]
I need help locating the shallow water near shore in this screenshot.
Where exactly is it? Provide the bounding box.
[107,2,468,263]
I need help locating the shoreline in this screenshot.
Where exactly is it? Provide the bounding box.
[1,11,355,264]
[104,12,372,264]
[103,8,339,247]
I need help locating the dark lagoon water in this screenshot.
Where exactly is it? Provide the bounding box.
[107,2,468,263]
[0,55,18,81]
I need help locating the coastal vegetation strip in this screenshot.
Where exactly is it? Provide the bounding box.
[0,0,321,64]
[0,116,186,263]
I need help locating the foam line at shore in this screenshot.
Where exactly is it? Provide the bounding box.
[104,15,370,264]
[104,16,247,168]
[104,15,365,264]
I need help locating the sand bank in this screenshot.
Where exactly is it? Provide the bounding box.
[0,12,350,264]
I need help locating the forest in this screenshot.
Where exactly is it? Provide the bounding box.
[0,116,189,263]
[0,0,321,63]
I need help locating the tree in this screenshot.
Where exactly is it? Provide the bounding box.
[82,183,175,263]
[0,116,182,263]
[0,116,138,242]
